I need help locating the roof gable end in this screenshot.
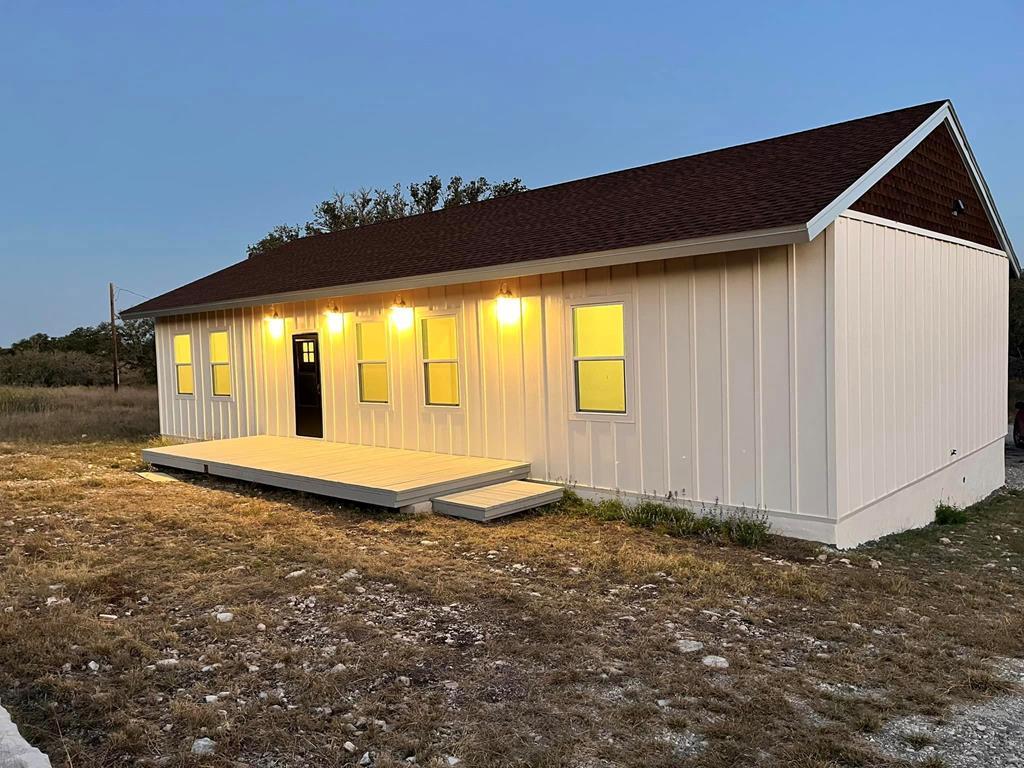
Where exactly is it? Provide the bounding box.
[806,101,1017,274]
[850,122,1000,249]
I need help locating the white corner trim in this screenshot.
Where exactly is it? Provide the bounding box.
[121,224,809,319]
[840,210,1008,257]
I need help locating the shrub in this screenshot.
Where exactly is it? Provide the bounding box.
[0,350,111,387]
[935,502,967,525]
[555,491,770,548]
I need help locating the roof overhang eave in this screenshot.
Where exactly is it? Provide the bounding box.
[120,222,811,319]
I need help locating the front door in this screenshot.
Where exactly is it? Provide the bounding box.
[292,333,323,438]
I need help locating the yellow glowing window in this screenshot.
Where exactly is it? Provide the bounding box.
[572,303,626,413]
[209,331,231,397]
[356,321,388,403]
[173,334,194,395]
[422,315,459,406]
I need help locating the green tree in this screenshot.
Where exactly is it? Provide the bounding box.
[1010,275,1024,360]
[248,174,527,257]
[247,224,303,260]
[1,318,156,386]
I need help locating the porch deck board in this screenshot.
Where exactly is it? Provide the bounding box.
[433,480,564,521]
[142,436,530,507]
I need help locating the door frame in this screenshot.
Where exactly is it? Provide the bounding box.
[291,331,324,439]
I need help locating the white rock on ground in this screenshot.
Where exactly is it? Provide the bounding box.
[701,655,729,669]
[191,737,216,755]
[675,639,704,654]
[0,701,52,768]
[215,612,233,623]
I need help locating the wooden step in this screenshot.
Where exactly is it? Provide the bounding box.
[432,480,564,522]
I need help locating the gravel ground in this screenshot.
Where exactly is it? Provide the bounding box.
[1005,430,1024,490]
[863,440,1024,766]
[866,660,1024,767]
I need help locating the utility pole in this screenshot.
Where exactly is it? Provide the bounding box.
[109,282,120,392]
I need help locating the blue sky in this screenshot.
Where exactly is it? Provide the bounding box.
[0,1,1021,344]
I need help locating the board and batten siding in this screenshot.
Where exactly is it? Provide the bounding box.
[155,233,833,531]
[832,211,1007,545]
[152,213,1010,544]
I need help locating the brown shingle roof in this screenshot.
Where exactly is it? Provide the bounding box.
[125,101,946,316]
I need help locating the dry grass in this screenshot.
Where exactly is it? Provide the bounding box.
[0,386,158,442]
[1,439,1022,768]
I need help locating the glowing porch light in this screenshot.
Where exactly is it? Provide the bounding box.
[390,295,414,330]
[496,282,521,325]
[324,304,344,333]
[265,310,285,339]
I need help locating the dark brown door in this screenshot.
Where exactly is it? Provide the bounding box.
[292,333,323,438]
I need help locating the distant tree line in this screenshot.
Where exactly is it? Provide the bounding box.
[248,175,527,257]
[0,319,156,387]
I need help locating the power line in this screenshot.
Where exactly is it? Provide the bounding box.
[115,286,152,301]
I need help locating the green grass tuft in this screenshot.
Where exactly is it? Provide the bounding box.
[935,502,968,525]
[555,491,770,547]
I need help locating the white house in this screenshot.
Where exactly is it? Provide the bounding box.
[123,100,1017,547]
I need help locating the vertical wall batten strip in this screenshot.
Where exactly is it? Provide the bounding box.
[719,256,731,502]
[788,244,800,515]
[753,249,764,509]
[689,262,701,501]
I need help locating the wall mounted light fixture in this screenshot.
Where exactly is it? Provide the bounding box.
[324,304,344,333]
[265,310,284,339]
[390,295,414,330]
[496,282,521,325]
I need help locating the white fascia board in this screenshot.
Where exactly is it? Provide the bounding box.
[121,223,809,319]
[943,102,1020,276]
[806,101,1019,276]
[805,103,949,241]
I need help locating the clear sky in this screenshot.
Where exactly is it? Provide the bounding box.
[1,1,1021,344]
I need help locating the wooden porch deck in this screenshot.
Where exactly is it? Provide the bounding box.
[142,436,531,507]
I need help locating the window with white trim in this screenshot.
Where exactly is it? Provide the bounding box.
[356,321,388,403]
[173,334,194,395]
[209,330,231,397]
[421,315,460,406]
[571,302,626,413]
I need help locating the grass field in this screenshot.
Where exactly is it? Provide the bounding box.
[0,391,1022,767]
[0,386,158,441]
